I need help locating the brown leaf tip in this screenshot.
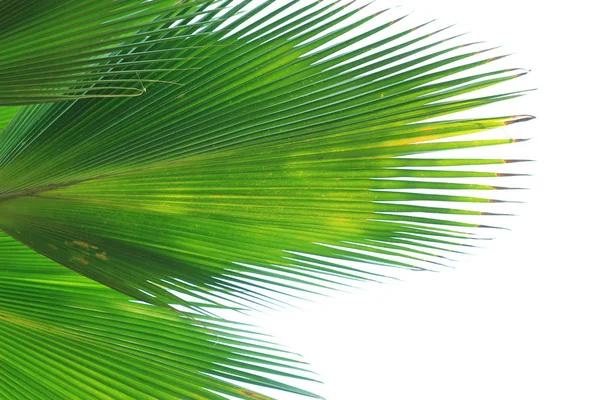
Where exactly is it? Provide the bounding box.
[505,115,536,125]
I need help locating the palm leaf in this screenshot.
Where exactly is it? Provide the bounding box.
[0,0,532,397]
[0,0,229,105]
[0,231,319,399]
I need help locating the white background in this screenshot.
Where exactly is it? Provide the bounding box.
[250,1,600,399]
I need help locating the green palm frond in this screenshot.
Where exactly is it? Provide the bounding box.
[0,232,318,399]
[0,0,532,398]
[0,0,228,105]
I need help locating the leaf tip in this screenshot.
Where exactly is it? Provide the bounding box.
[504,115,536,126]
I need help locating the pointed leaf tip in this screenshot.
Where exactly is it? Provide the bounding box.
[476,224,510,230]
[504,159,533,164]
[505,115,536,125]
[389,14,410,25]
[495,172,532,177]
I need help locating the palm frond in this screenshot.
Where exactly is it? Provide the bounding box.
[0,0,229,105]
[0,232,319,399]
[0,0,530,310]
[0,0,532,397]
